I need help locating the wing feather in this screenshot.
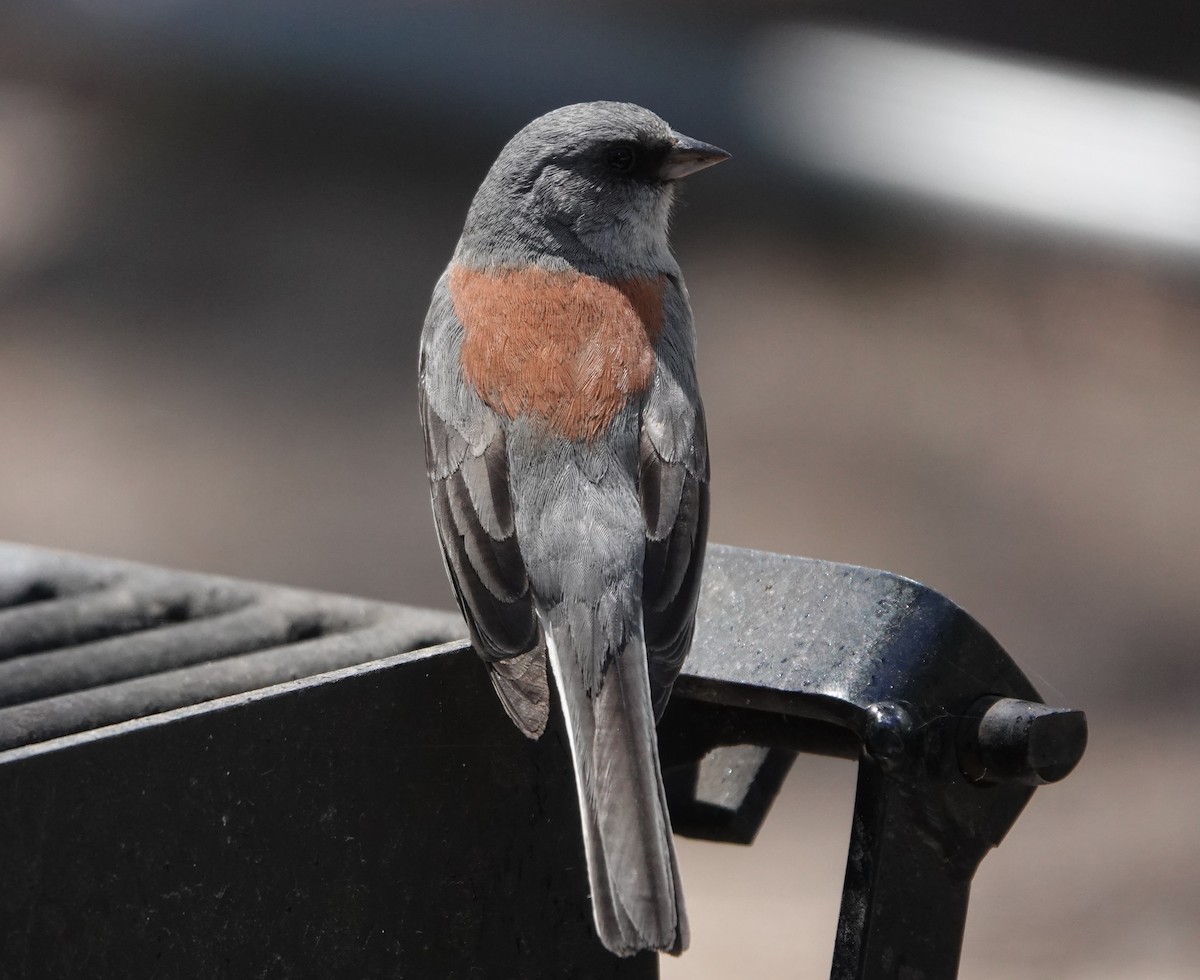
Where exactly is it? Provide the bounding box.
[419,331,548,738]
[640,405,709,719]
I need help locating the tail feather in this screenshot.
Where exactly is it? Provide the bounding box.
[543,609,688,957]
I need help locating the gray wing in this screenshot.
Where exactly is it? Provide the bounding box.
[640,412,709,719]
[418,279,549,737]
[640,280,710,719]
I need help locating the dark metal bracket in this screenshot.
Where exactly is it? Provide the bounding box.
[663,545,1087,979]
[0,542,1085,979]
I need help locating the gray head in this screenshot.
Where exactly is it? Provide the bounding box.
[455,102,729,276]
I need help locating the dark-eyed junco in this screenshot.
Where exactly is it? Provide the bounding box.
[418,102,727,957]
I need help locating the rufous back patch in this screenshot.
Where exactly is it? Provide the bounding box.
[450,264,665,441]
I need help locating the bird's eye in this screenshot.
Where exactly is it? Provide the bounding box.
[606,144,638,174]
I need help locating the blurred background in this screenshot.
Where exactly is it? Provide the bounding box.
[1,2,1197,976]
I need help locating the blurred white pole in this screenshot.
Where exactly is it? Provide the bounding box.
[746,25,1200,256]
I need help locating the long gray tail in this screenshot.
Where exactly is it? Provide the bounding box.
[543,608,688,957]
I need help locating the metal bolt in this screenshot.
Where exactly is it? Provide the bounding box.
[957,696,1088,785]
[863,700,914,771]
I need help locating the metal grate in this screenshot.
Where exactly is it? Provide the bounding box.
[0,544,466,752]
[0,541,1087,979]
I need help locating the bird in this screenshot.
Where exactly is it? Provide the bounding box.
[418,101,726,957]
